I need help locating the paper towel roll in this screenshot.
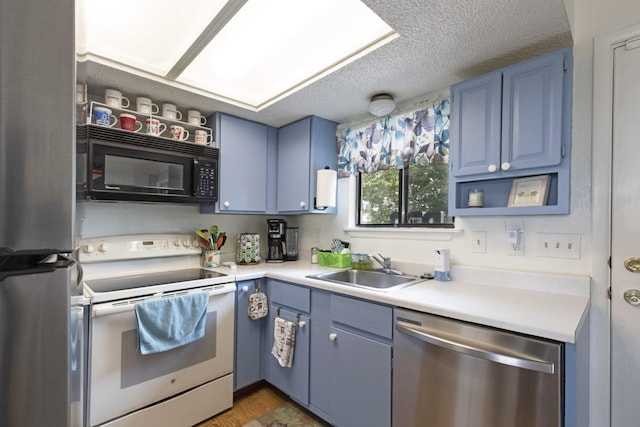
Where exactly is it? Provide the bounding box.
[316,168,337,208]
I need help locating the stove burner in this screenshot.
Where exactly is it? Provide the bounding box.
[84,268,227,294]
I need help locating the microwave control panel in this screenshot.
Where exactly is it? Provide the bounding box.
[195,160,217,199]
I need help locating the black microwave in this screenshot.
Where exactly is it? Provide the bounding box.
[76,125,218,204]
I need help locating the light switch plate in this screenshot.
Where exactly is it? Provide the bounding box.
[471,231,486,253]
[536,233,581,259]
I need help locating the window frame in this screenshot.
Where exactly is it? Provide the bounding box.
[356,166,454,229]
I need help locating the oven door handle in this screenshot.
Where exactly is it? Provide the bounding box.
[92,286,234,318]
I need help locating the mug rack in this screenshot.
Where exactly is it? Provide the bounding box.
[86,101,214,146]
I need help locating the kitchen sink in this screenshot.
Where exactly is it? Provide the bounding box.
[306,269,426,292]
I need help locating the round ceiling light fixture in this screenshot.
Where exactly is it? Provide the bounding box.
[368,93,396,116]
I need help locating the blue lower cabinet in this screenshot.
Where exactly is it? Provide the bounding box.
[264,305,310,406]
[328,326,392,427]
[234,280,264,391]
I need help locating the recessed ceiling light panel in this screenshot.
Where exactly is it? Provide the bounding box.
[78,0,229,76]
[177,0,397,109]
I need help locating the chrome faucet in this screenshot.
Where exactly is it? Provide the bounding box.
[371,253,392,270]
[370,253,405,275]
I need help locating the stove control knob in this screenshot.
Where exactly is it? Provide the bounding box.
[192,239,200,247]
[83,244,95,254]
[97,243,107,253]
[173,239,181,247]
[183,240,191,247]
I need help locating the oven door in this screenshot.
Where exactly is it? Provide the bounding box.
[88,286,234,427]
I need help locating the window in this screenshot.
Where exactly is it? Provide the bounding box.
[357,162,453,227]
[337,95,451,227]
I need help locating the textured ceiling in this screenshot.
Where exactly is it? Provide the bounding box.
[81,0,572,128]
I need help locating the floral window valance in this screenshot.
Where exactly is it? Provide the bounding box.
[337,97,450,176]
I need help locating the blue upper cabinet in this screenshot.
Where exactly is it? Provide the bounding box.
[451,71,502,177]
[449,47,572,216]
[204,113,277,214]
[452,50,566,177]
[501,51,565,172]
[277,116,338,214]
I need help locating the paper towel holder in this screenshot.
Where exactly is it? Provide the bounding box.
[314,166,337,210]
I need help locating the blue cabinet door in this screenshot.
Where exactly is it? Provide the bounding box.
[276,116,338,214]
[234,281,264,391]
[217,113,269,212]
[502,50,565,171]
[451,71,502,177]
[329,326,391,427]
[264,306,310,405]
[277,118,312,213]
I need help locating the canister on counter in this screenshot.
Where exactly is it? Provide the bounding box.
[311,247,319,264]
[351,253,372,270]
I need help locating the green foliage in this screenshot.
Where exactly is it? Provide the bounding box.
[360,163,450,225]
[361,169,399,224]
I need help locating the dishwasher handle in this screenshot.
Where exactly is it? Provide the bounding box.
[396,320,555,374]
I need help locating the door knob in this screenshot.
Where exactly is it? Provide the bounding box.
[624,257,640,272]
[624,289,640,306]
[488,164,497,173]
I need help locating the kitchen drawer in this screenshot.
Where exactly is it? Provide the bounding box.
[330,294,392,339]
[269,280,310,313]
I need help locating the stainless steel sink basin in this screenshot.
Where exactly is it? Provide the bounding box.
[306,269,425,292]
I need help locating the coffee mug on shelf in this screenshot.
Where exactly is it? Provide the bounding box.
[161,103,182,121]
[187,109,207,126]
[136,97,159,115]
[194,129,212,145]
[94,106,117,127]
[145,118,167,136]
[169,125,189,141]
[104,89,130,109]
[119,113,142,132]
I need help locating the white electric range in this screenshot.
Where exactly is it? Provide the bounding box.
[78,234,236,427]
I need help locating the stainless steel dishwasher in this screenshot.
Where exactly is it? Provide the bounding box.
[393,308,563,427]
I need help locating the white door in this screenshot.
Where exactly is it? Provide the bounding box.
[611,38,640,427]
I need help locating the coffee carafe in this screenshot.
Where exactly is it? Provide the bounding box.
[266,219,286,263]
[285,227,299,261]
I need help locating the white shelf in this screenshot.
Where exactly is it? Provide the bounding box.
[88,101,214,145]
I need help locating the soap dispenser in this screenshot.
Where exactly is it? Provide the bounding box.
[434,248,451,281]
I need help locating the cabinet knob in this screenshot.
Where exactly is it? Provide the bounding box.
[329,333,337,341]
[501,162,511,171]
[223,201,230,208]
[298,320,306,328]
[488,164,497,173]
[299,201,306,208]
[241,286,249,292]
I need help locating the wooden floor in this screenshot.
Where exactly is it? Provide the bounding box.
[195,383,289,427]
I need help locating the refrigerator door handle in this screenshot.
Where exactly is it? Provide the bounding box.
[395,320,555,374]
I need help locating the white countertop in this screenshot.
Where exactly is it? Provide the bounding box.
[209,261,590,343]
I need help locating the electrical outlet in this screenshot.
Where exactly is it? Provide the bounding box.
[507,231,524,256]
[471,231,486,253]
[536,233,581,259]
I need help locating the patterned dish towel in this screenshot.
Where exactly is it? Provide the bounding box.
[271,316,296,368]
[248,291,268,320]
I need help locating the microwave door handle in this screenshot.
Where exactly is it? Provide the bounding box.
[192,160,200,196]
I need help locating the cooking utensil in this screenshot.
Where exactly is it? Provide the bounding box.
[216,232,226,250]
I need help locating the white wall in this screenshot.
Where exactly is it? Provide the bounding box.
[76,202,275,261]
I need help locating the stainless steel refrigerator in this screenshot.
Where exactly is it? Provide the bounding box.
[0,0,82,426]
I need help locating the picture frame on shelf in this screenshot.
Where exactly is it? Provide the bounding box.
[508,175,551,207]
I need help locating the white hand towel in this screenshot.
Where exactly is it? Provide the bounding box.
[271,316,296,368]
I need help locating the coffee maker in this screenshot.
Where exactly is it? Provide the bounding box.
[266,219,286,263]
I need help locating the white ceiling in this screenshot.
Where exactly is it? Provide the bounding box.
[79,0,572,128]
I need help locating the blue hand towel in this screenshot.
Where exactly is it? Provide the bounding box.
[134,292,208,355]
